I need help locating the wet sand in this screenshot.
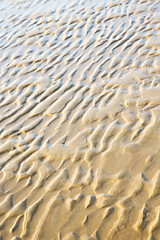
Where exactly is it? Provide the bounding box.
[0,0,160,239]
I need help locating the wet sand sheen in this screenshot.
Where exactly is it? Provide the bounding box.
[0,0,160,239]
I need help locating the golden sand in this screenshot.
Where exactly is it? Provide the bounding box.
[0,0,160,239]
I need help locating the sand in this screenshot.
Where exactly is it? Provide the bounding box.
[0,0,160,239]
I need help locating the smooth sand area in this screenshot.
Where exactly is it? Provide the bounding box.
[0,0,160,239]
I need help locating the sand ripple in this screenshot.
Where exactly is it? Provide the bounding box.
[0,0,160,239]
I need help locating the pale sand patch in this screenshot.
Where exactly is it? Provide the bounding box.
[0,0,160,239]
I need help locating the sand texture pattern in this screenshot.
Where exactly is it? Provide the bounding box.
[0,0,160,239]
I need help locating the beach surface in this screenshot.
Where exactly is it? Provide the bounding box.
[0,0,160,239]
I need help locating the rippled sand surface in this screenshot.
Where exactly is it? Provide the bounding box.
[1,0,160,239]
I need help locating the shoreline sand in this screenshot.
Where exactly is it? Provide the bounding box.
[0,0,160,239]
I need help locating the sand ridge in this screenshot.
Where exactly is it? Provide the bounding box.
[0,0,160,239]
